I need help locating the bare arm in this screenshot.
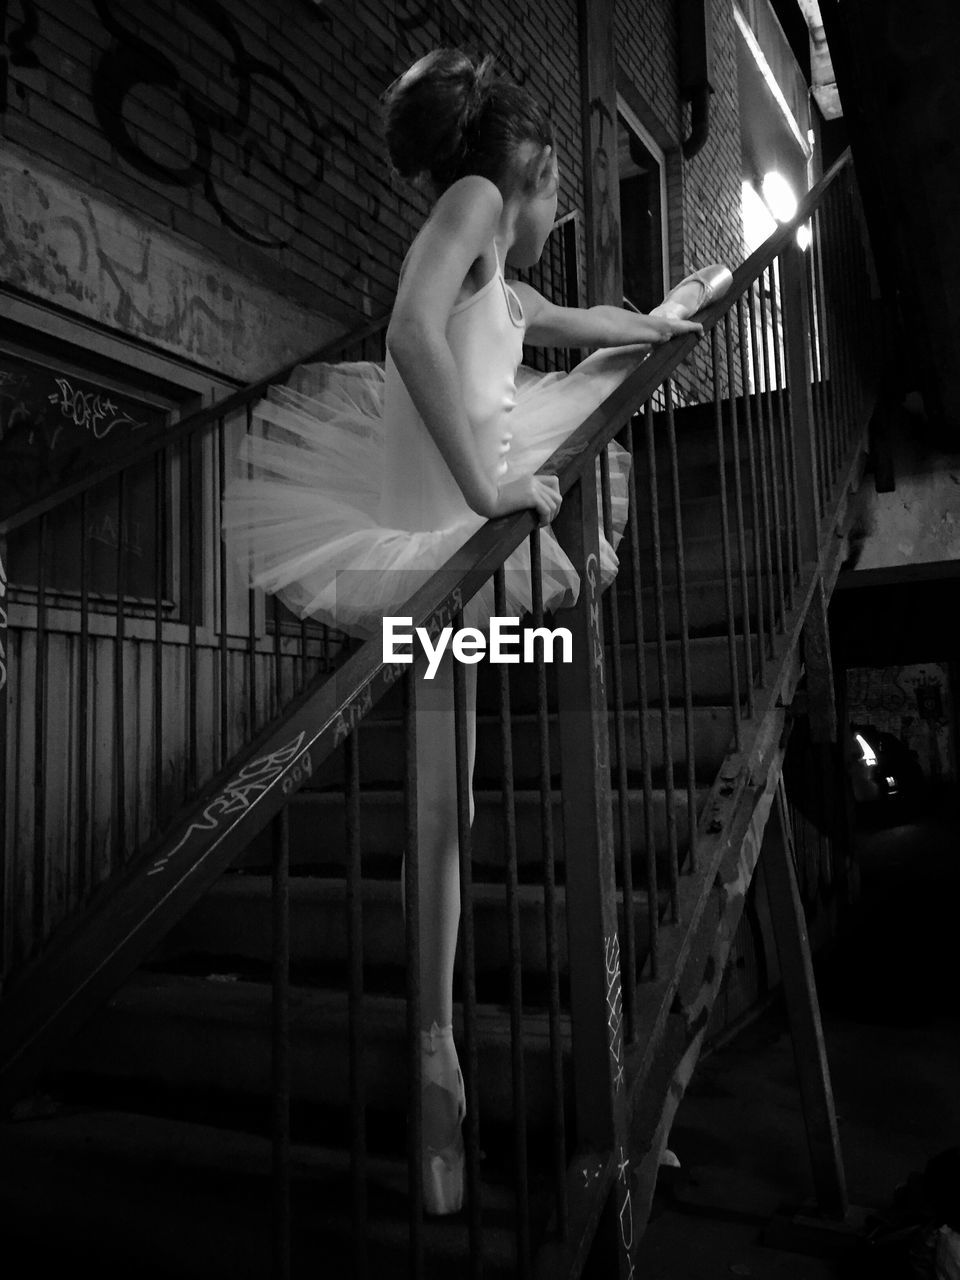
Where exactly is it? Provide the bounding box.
[387,178,503,517]
[386,179,561,524]
[509,283,703,348]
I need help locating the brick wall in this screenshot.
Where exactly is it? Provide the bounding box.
[615,0,746,402]
[0,0,584,351]
[1,0,760,395]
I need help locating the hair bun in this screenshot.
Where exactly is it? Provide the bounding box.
[383,49,495,186]
[382,47,553,196]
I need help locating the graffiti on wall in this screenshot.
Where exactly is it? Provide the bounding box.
[0,0,40,112]
[4,1,534,255]
[91,0,326,249]
[847,662,954,783]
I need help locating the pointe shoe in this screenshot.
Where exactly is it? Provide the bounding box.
[420,1021,466,1215]
[651,264,734,320]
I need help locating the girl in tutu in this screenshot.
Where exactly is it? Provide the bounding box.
[224,49,715,1215]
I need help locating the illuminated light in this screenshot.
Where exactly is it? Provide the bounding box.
[742,179,777,254]
[885,776,897,788]
[855,733,876,767]
[796,222,813,251]
[808,128,816,147]
[762,171,799,223]
[734,5,812,156]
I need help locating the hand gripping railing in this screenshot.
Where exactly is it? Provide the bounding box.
[0,152,877,1279]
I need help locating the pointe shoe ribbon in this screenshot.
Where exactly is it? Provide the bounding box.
[653,263,734,320]
[420,1021,466,1215]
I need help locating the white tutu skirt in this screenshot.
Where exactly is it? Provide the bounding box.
[222,345,652,638]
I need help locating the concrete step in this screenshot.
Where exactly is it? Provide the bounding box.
[0,1107,526,1278]
[629,489,793,551]
[57,974,570,1132]
[474,633,748,712]
[313,704,736,789]
[152,876,666,989]
[239,784,702,875]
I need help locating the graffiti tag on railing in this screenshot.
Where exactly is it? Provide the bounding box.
[585,553,605,692]
[0,545,7,693]
[146,732,310,876]
[49,378,148,441]
[604,932,625,1091]
[617,1144,637,1279]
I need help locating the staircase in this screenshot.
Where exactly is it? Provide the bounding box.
[0,153,876,1278]
[2,420,810,1278]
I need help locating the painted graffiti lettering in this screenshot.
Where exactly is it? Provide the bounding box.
[618,1144,637,1278]
[0,0,40,113]
[91,0,324,249]
[333,685,373,747]
[147,732,308,875]
[88,512,145,558]
[49,377,148,440]
[604,932,625,1090]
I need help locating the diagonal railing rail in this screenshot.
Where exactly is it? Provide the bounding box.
[0,159,876,1278]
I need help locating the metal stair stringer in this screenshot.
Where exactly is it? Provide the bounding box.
[613,433,871,1255]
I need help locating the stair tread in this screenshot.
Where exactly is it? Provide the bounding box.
[92,972,565,1040]
[0,1107,525,1274]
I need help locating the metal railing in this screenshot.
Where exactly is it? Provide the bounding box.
[0,162,877,1276]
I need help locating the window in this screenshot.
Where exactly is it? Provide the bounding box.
[617,108,668,315]
[0,345,184,609]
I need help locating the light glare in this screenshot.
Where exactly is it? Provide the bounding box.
[762,171,799,223]
[855,733,877,767]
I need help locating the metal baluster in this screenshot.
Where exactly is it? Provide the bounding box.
[819,193,841,495]
[711,328,742,750]
[644,402,679,920]
[664,380,697,874]
[724,313,756,719]
[33,514,48,945]
[747,284,778,649]
[833,188,853,483]
[529,531,567,1233]
[187,438,199,796]
[344,729,368,1279]
[810,207,831,512]
[493,565,531,1279]
[770,257,799,601]
[759,269,786,630]
[599,446,637,1038]
[299,618,309,692]
[115,472,127,863]
[153,454,165,832]
[625,410,659,977]
[217,419,229,767]
[839,189,862,455]
[453,629,482,1277]
[273,597,283,715]
[0,532,7,978]
[78,492,91,895]
[272,806,291,1280]
[402,669,424,1275]
[247,403,260,738]
[740,294,773,667]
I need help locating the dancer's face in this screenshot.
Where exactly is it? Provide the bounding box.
[507,144,559,268]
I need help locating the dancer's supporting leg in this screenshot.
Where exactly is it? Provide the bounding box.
[412,651,477,1213]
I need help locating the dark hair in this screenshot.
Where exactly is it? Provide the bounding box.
[382,49,554,194]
